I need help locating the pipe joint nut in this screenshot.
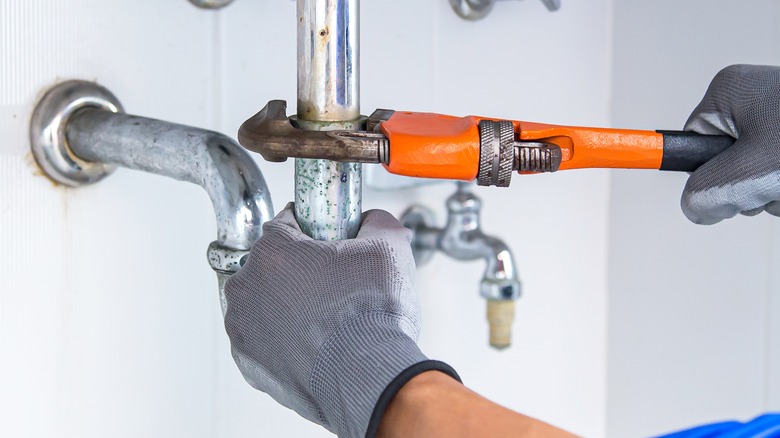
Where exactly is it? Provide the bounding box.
[207,241,250,274]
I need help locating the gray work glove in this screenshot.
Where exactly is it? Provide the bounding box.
[682,64,780,224]
[223,203,459,438]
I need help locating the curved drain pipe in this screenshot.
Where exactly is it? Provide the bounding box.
[30,80,273,312]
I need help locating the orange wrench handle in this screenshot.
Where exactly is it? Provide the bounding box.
[516,125,734,171]
[379,112,734,180]
[517,121,664,171]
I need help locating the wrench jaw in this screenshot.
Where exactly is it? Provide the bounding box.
[237,100,386,164]
[366,108,396,132]
[238,100,294,162]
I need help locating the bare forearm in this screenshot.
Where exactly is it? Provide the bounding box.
[377,371,576,438]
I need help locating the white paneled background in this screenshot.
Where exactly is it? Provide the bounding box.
[0,1,777,437]
[607,1,780,436]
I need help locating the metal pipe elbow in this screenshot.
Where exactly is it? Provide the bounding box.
[67,108,273,257]
[192,130,272,252]
[67,109,274,315]
[31,80,273,314]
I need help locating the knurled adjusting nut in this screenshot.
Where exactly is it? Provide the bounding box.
[477,120,514,187]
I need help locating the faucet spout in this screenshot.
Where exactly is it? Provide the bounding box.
[402,182,521,348]
[439,182,521,301]
[478,236,520,299]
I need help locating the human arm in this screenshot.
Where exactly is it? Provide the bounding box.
[681,64,780,224]
[378,371,576,438]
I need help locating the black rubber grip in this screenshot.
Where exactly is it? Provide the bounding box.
[658,130,736,171]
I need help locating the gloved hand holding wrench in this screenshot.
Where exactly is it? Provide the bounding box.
[682,64,780,224]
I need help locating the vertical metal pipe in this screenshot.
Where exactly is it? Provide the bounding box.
[295,0,362,240]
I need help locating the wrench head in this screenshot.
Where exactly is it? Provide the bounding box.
[237,100,385,164]
[237,100,296,162]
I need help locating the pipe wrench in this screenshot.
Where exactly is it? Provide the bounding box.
[238,100,734,187]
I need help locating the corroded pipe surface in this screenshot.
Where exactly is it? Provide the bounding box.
[295,0,362,240]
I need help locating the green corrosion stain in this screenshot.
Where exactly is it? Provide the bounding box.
[294,157,361,240]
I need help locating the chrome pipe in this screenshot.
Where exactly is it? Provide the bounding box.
[295,0,362,240]
[297,0,359,122]
[65,106,273,312]
[67,108,272,252]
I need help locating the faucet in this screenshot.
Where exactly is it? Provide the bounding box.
[30,80,273,312]
[401,182,522,349]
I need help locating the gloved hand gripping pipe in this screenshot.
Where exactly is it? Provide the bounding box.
[30,81,274,311]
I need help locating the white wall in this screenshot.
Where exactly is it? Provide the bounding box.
[1,2,221,436]
[607,1,780,436]
[1,1,614,436]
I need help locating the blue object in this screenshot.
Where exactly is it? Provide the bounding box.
[657,414,780,438]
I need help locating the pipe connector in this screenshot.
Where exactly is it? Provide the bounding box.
[401,182,522,349]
